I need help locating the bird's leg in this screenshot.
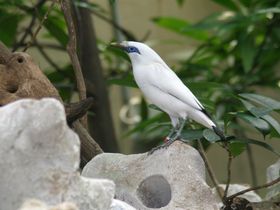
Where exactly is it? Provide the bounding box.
[167,118,186,144]
[148,119,185,155]
[164,124,178,142]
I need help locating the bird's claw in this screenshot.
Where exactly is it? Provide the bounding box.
[147,137,179,155]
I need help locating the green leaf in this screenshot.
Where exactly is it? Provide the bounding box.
[176,0,185,6]
[203,129,220,142]
[239,34,256,73]
[125,113,164,136]
[107,74,137,88]
[0,10,21,46]
[231,138,280,156]
[237,113,270,136]
[211,0,239,11]
[262,115,280,137]
[240,99,272,117]
[152,17,209,41]
[109,0,115,5]
[239,0,251,8]
[74,1,106,13]
[239,93,280,110]
[44,15,68,47]
[181,129,204,141]
[229,142,246,156]
[256,8,280,15]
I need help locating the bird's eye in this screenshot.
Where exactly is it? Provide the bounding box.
[125,46,140,54]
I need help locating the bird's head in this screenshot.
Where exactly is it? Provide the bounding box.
[110,41,164,66]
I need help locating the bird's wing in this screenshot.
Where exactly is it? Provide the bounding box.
[146,63,206,113]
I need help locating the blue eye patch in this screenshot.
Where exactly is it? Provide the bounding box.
[125,46,141,54]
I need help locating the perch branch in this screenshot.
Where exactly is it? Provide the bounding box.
[227,176,280,201]
[223,149,233,202]
[60,0,87,126]
[197,140,223,200]
[23,0,56,52]
[65,97,94,125]
[73,121,103,167]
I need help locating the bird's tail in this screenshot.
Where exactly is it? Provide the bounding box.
[212,126,226,141]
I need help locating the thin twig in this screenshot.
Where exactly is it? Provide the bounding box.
[223,149,233,201]
[88,9,136,41]
[14,16,36,51]
[35,40,63,71]
[246,144,258,188]
[16,42,65,51]
[227,177,280,201]
[197,139,223,200]
[60,0,87,126]
[23,0,56,52]
[13,0,46,51]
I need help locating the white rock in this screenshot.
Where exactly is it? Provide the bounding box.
[266,159,280,199]
[0,99,115,210]
[19,199,78,210]
[82,141,220,210]
[218,184,262,202]
[110,199,136,210]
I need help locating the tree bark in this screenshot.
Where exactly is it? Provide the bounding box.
[74,2,119,152]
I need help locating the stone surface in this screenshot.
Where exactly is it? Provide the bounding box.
[82,141,220,210]
[266,159,280,199]
[19,199,79,210]
[218,184,262,202]
[110,199,136,210]
[0,99,115,210]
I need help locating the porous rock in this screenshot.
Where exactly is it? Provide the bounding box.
[82,141,220,210]
[0,98,114,210]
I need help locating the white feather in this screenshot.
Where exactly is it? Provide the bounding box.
[122,41,216,129]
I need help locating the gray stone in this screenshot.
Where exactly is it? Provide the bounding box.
[82,141,220,210]
[19,199,79,210]
[110,199,136,210]
[266,159,280,199]
[0,99,115,210]
[218,184,262,202]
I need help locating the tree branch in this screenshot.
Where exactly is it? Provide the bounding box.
[13,0,47,51]
[23,0,56,52]
[223,149,233,202]
[227,177,280,201]
[197,140,223,200]
[60,0,87,126]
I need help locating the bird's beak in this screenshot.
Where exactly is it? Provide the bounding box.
[109,42,126,50]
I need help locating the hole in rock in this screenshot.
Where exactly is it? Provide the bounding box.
[136,174,171,208]
[17,56,24,63]
[7,84,18,93]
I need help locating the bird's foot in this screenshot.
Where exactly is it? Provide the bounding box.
[147,137,180,155]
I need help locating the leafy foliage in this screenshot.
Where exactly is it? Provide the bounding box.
[109,0,280,156]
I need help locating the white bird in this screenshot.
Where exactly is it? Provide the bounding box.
[111,41,225,146]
